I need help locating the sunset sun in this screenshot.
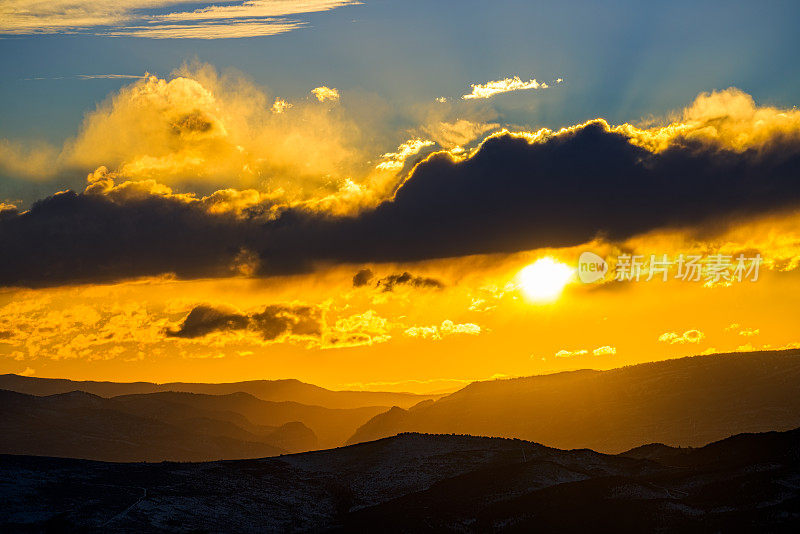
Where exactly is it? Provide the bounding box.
[517,257,575,301]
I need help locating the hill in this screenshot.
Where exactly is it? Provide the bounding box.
[0,388,383,460]
[0,375,435,409]
[348,349,800,452]
[1,429,798,531]
[110,390,384,449]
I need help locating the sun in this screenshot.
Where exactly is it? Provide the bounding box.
[517,257,575,302]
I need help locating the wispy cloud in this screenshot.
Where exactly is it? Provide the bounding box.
[106,20,305,39]
[658,329,705,344]
[25,74,147,80]
[553,345,616,358]
[462,75,560,100]
[0,0,361,39]
[404,320,481,340]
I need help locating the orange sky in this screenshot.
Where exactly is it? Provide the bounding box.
[2,210,799,394]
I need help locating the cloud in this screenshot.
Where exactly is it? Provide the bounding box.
[4,89,800,287]
[404,320,481,340]
[25,74,147,81]
[658,329,705,344]
[0,296,169,361]
[554,349,588,358]
[462,76,552,100]
[165,303,393,348]
[738,328,760,337]
[167,303,322,342]
[376,272,444,292]
[0,1,361,39]
[325,310,393,347]
[271,98,292,114]
[166,305,248,338]
[0,139,61,180]
[421,120,499,149]
[554,345,615,357]
[351,269,443,292]
[376,139,435,171]
[311,86,340,103]
[76,74,147,79]
[726,323,760,336]
[106,20,304,39]
[251,304,323,340]
[352,268,374,287]
[10,67,371,198]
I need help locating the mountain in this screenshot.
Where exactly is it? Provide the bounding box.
[1,388,388,461]
[0,389,287,462]
[0,375,435,409]
[2,428,799,532]
[348,349,800,452]
[110,390,385,449]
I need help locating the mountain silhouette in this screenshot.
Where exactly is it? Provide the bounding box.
[348,349,800,452]
[0,375,436,409]
[0,388,387,460]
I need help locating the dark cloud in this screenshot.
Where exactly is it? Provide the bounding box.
[0,206,18,220]
[352,268,442,291]
[167,304,322,341]
[166,305,248,338]
[352,268,374,287]
[0,190,248,287]
[250,305,322,341]
[376,272,444,292]
[3,121,800,287]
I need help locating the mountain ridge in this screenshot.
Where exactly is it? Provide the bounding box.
[0,387,390,460]
[0,374,438,409]
[2,428,798,531]
[348,349,800,452]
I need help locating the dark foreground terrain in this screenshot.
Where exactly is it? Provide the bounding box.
[2,429,799,532]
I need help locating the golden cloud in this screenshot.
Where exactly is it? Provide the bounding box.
[311,86,340,103]
[404,319,481,340]
[658,329,706,344]
[462,76,554,100]
[618,88,800,153]
[0,0,361,39]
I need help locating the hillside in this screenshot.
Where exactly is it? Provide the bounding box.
[348,349,800,452]
[0,375,436,409]
[0,389,289,461]
[2,429,799,532]
[111,391,385,449]
[0,388,382,461]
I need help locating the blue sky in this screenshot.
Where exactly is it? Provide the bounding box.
[1,0,799,202]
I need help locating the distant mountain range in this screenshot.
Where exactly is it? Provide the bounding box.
[4,349,800,463]
[2,428,799,532]
[0,374,436,409]
[348,349,800,452]
[0,388,386,461]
